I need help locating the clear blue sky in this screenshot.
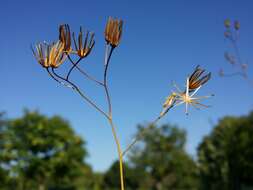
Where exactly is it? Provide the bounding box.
[1,0,253,171]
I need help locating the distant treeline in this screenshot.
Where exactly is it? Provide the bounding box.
[0,110,252,190]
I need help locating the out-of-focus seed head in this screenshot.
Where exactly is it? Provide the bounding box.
[59,24,72,54]
[72,27,95,58]
[104,17,123,47]
[224,19,231,28]
[234,20,240,30]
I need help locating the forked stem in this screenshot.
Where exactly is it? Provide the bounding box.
[103,44,125,190]
[104,44,115,116]
[51,68,110,120]
[67,55,104,86]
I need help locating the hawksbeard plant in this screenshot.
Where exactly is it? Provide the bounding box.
[32,17,213,190]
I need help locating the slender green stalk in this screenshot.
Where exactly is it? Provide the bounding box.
[103,44,125,190]
[51,68,110,120]
[122,116,161,157]
[109,119,125,190]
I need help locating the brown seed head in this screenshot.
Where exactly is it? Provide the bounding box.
[104,17,123,47]
[32,41,66,68]
[72,27,95,58]
[188,65,211,91]
[59,24,72,54]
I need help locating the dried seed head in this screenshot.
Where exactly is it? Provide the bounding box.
[188,65,211,91]
[234,20,240,30]
[104,17,123,47]
[72,27,95,58]
[59,24,72,54]
[32,41,66,68]
[224,19,231,28]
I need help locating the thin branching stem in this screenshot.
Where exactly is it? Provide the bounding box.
[67,55,104,86]
[230,39,247,76]
[222,71,246,78]
[104,44,115,117]
[122,116,162,157]
[103,44,125,190]
[51,68,110,120]
[66,56,82,80]
[46,68,73,89]
[227,35,248,78]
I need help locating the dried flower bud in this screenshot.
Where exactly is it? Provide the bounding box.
[32,41,66,68]
[72,27,95,58]
[59,24,72,54]
[105,17,123,47]
[234,20,240,30]
[224,19,231,28]
[163,93,177,108]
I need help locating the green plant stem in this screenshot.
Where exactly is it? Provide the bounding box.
[108,118,125,190]
[122,116,162,157]
[103,44,125,190]
[51,68,110,120]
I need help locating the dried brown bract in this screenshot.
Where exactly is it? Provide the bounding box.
[32,41,66,68]
[105,17,123,47]
[188,65,211,91]
[72,27,95,58]
[59,24,72,54]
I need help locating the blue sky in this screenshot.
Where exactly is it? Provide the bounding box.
[1,0,253,171]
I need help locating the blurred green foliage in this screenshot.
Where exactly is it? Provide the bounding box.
[0,110,95,190]
[0,110,253,190]
[198,112,253,190]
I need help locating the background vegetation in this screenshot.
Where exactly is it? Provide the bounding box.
[0,110,252,190]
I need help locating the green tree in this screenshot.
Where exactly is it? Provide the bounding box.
[0,112,9,189]
[129,124,199,190]
[198,112,253,190]
[0,110,94,190]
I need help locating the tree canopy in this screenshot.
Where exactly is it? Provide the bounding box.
[0,110,94,190]
[198,112,253,190]
[127,124,199,190]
